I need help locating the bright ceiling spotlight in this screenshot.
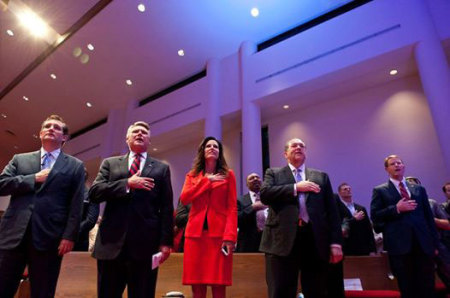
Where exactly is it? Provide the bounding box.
[6,29,14,36]
[87,43,94,51]
[251,7,259,17]
[177,49,185,57]
[50,73,57,79]
[126,79,133,86]
[17,9,48,37]
[86,102,93,108]
[283,105,289,110]
[23,96,29,101]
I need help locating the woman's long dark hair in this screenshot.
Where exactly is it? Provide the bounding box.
[191,136,229,176]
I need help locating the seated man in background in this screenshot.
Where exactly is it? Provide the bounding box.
[336,183,376,256]
[237,173,267,252]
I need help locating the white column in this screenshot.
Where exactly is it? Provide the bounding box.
[239,41,262,188]
[413,0,450,176]
[204,58,222,139]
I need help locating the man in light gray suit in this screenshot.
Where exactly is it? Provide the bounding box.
[0,114,85,298]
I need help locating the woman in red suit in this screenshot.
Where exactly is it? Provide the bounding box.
[180,136,237,298]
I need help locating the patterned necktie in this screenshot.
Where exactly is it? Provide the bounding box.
[399,182,411,200]
[254,193,266,231]
[295,168,309,223]
[129,153,141,177]
[41,153,52,170]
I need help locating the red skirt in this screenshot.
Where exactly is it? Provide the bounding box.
[182,231,233,286]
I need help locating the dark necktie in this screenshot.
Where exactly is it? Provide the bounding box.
[129,153,141,177]
[399,182,411,200]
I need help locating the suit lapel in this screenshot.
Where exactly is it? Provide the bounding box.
[141,155,154,177]
[38,152,68,191]
[31,151,41,173]
[387,180,402,201]
[119,154,129,177]
[304,168,314,202]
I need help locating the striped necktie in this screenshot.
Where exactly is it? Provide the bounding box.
[129,153,142,177]
[41,153,52,170]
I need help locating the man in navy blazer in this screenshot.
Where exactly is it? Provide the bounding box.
[0,115,85,298]
[260,138,343,298]
[89,121,173,298]
[371,155,439,298]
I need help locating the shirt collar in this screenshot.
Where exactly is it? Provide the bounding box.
[129,151,147,160]
[288,163,305,173]
[389,177,406,187]
[40,147,61,160]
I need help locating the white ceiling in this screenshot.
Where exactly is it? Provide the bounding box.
[1,0,448,169]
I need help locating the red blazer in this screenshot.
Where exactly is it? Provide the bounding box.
[180,169,237,243]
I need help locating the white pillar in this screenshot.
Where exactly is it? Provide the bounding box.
[413,0,450,176]
[239,41,262,188]
[204,58,222,139]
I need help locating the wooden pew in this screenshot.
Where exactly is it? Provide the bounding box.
[53,252,400,297]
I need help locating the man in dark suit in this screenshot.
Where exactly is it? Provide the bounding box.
[89,121,173,298]
[371,155,439,298]
[260,138,343,298]
[237,172,267,252]
[0,114,85,298]
[336,183,376,256]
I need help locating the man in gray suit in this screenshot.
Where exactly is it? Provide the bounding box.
[260,138,343,298]
[89,121,173,298]
[0,114,85,298]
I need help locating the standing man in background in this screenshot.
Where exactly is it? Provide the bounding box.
[0,115,85,298]
[371,155,439,298]
[73,169,99,251]
[237,172,267,252]
[260,138,343,298]
[89,121,173,298]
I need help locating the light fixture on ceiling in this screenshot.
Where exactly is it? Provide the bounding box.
[17,9,48,38]
[1,113,7,118]
[80,54,90,64]
[137,4,146,12]
[87,43,94,51]
[14,145,19,149]
[33,134,38,139]
[153,148,158,152]
[73,47,82,57]
[50,73,56,79]
[23,96,29,101]
[86,102,92,108]
[389,69,398,76]
[6,29,14,36]
[126,79,133,86]
[283,105,289,110]
[177,49,185,57]
[251,7,259,17]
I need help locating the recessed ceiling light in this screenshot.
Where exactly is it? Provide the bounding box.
[1,113,7,118]
[283,105,289,109]
[126,79,133,86]
[6,29,14,36]
[87,43,94,51]
[250,7,259,17]
[33,134,38,139]
[137,4,146,12]
[14,145,19,149]
[153,148,158,151]
[50,73,56,79]
[177,49,185,57]
[86,102,92,108]
[23,96,29,101]
[389,69,398,76]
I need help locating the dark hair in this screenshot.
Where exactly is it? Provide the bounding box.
[41,114,68,135]
[338,182,350,192]
[191,136,228,176]
[443,182,450,193]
